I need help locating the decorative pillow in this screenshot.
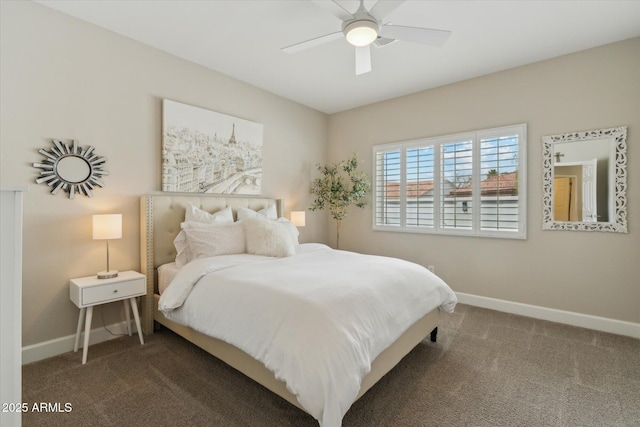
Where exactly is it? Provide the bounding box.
[185,204,233,224]
[174,222,245,267]
[174,221,225,267]
[236,204,278,221]
[243,217,296,257]
[183,222,246,261]
[276,218,299,244]
[173,230,191,268]
[180,221,226,230]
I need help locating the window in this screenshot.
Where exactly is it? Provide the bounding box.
[373,124,526,239]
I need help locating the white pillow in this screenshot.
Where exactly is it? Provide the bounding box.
[185,204,233,224]
[173,230,191,268]
[181,221,226,230]
[174,222,245,267]
[236,204,278,221]
[183,222,246,261]
[174,221,222,267]
[243,217,296,258]
[277,218,299,244]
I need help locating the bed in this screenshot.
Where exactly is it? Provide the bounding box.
[140,193,457,427]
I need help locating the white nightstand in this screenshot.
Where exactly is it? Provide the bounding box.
[70,270,146,364]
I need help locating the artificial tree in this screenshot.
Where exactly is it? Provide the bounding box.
[310,154,371,249]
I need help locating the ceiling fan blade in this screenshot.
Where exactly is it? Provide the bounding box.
[373,37,397,48]
[379,25,451,46]
[355,45,371,75]
[309,0,353,21]
[369,0,405,21]
[282,31,343,54]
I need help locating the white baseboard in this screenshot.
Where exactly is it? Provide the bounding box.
[22,320,138,365]
[456,292,640,339]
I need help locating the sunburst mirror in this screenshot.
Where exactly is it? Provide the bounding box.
[33,139,109,199]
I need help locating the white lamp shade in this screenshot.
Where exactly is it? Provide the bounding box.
[93,214,122,240]
[290,211,306,227]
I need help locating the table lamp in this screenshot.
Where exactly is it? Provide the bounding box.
[291,211,306,227]
[93,214,122,279]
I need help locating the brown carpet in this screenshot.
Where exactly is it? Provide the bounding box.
[23,304,639,426]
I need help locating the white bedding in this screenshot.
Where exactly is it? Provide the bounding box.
[157,262,179,294]
[158,243,457,427]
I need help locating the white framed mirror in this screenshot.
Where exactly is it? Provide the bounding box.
[33,139,109,199]
[542,126,627,233]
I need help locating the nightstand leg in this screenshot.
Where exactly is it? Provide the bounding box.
[129,297,144,345]
[74,307,86,352]
[123,299,132,336]
[82,306,93,365]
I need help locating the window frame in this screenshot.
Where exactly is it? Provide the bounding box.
[372,124,527,239]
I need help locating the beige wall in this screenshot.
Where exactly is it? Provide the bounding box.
[0,1,328,347]
[328,37,640,324]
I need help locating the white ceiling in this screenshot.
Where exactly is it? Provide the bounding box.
[36,0,640,114]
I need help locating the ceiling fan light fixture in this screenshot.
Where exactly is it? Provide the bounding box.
[344,20,379,47]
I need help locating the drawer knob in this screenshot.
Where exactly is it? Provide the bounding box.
[113,290,118,293]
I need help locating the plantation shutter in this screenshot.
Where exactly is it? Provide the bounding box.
[479,134,520,231]
[372,124,525,239]
[374,149,401,226]
[406,146,435,227]
[440,140,473,230]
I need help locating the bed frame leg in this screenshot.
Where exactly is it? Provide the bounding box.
[430,327,438,343]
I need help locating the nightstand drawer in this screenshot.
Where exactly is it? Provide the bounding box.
[81,278,145,306]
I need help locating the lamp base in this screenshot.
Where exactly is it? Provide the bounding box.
[97,270,118,279]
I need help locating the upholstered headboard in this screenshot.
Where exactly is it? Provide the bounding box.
[139,193,283,333]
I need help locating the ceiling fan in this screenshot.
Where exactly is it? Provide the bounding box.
[282,0,451,75]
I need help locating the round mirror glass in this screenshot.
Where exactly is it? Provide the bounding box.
[56,155,92,183]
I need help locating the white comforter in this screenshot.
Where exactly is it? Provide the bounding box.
[159,243,457,427]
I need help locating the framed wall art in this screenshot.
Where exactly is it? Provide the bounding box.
[162,99,263,195]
